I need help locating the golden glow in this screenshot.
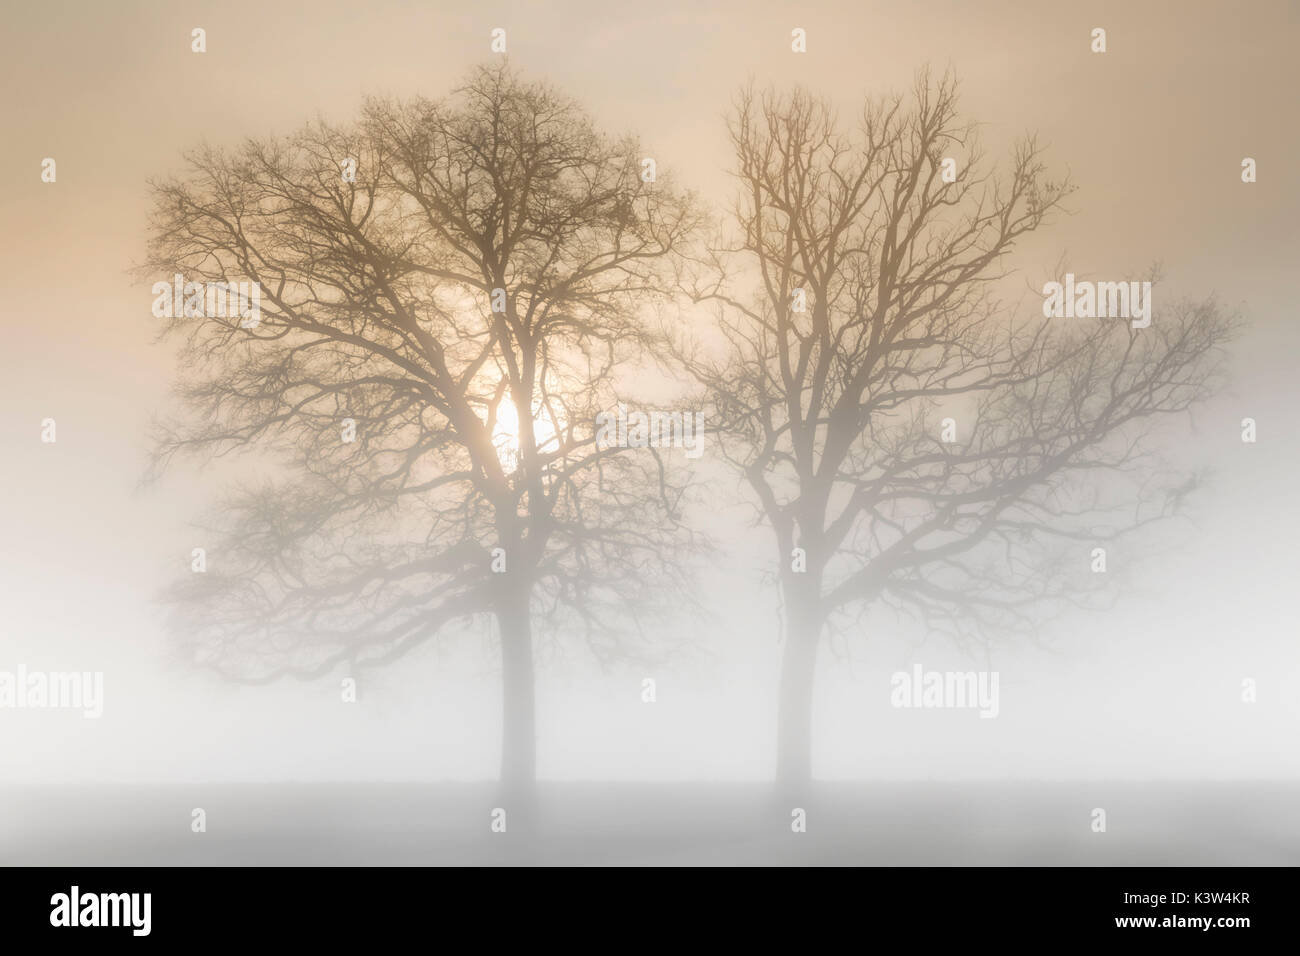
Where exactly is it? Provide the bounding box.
[492,393,562,470]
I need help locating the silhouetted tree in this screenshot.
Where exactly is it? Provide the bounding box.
[679,71,1235,793]
[143,63,702,811]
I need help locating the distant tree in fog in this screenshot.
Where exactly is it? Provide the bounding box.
[143,62,703,812]
[678,69,1236,793]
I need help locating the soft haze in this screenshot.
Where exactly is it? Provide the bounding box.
[1,0,1297,802]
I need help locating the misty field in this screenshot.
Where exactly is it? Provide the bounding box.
[3,781,1296,866]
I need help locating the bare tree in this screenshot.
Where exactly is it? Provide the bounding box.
[679,70,1236,793]
[143,63,702,810]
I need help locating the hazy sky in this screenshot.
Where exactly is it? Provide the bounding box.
[1,0,1297,784]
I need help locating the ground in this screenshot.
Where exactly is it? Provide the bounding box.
[3,782,1296,866]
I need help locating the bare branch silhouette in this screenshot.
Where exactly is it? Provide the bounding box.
[674,69,1237,792]
[142,62,705,804]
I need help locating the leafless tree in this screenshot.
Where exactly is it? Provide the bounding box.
[142,63,703,810]
[678,70,1236,792]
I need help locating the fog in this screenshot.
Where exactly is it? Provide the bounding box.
[1,0,1297,864]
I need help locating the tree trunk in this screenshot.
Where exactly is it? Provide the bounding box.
[775,590,822,800]
[497,581,536,825]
